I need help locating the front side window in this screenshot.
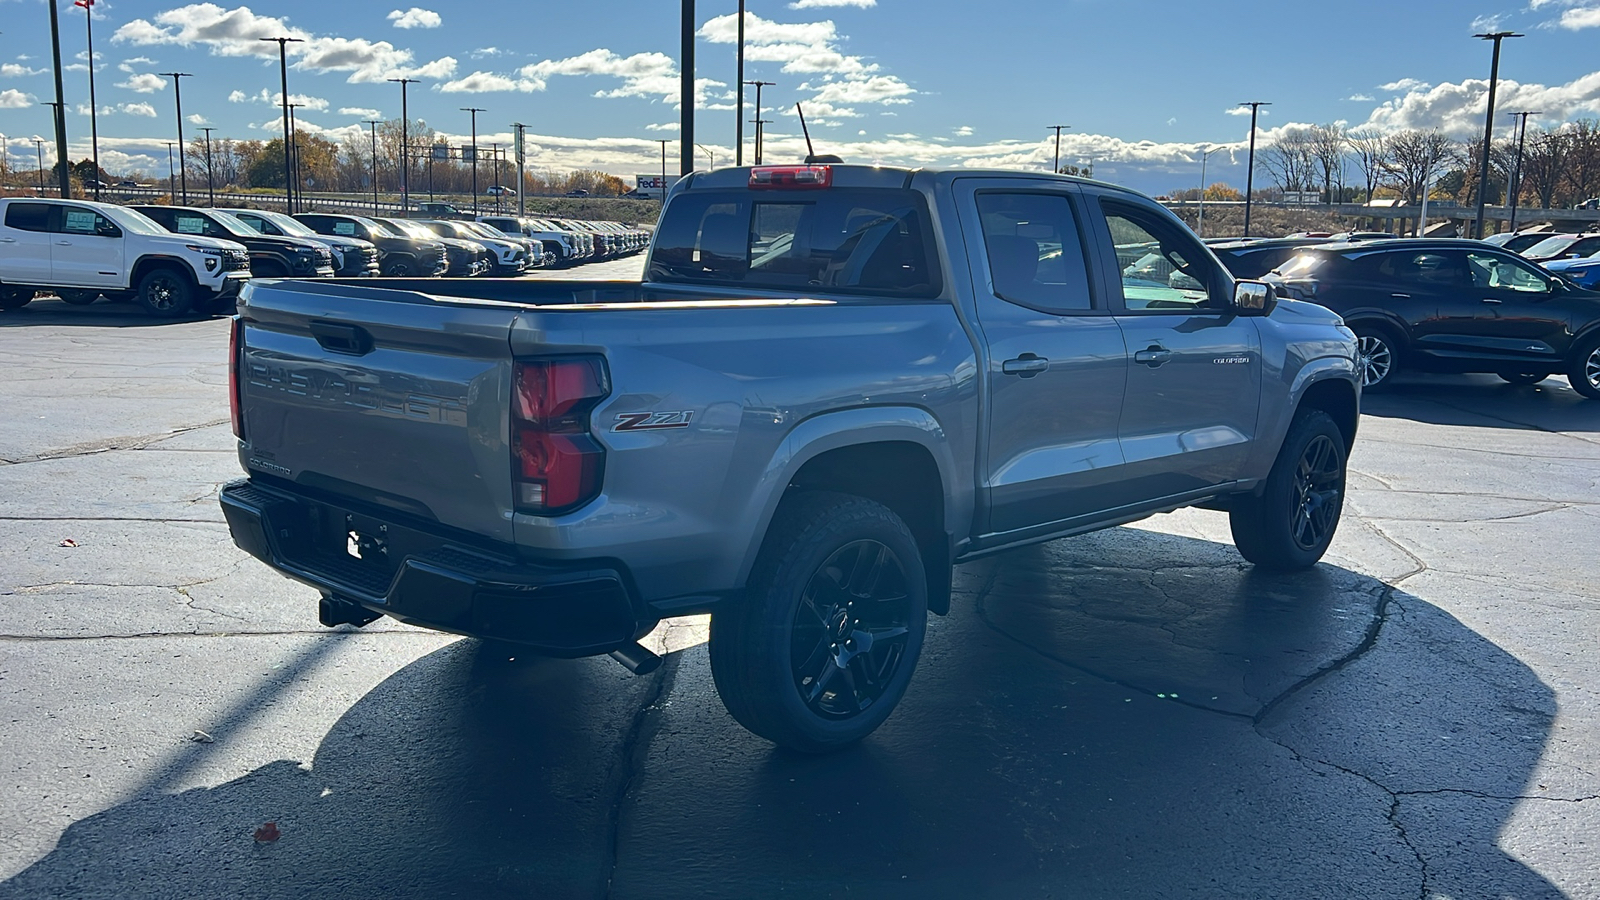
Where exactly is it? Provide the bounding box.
[648,188,939,297]
[1101,202,1218,312]
[170,213,219,236]
[58,207,114,236]
[1375,251,1467,288]
[976,192,1093,313]
[1467,251,1551,293]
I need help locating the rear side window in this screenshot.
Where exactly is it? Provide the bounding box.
[649,189,940,297]
[4,203,51,232]
[1373,251,1467,288]
[975,192,1093,313]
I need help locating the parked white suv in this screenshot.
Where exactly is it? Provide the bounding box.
[0,198,251,317]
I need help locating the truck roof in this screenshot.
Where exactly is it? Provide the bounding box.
[677,164,1141,198]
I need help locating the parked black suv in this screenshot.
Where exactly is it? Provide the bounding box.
[132,206,335,279]
[228,209,379,277]
[1211,238,1335,279]
[295,213,447,277]
[1265,239,1600,399]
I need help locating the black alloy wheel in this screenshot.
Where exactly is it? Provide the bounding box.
[1288,433,1344,553]
[790,539,914,720]
[136,268,195,318]
[58,289,98,306]
[1230,408,1348,570]
[1497,371,1552,386]
[0,287,35,311]
[1568,334,1600,401]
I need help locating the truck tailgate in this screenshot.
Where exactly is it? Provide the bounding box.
[236,281,517,543]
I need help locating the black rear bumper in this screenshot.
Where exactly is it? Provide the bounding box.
[219,479,651,657]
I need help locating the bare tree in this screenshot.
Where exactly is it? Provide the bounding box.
[1382,130,1460,205]
[1559,119,1600,205]
[1306,123,1347,203]
[1347,130,1388,203]
[1262,127,1315,194]
[1520,129,1570,209]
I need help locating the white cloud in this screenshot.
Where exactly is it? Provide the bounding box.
[1379,77,1430,92]
[701,12,875,77]
[187,113,208,124]
[1470,14,1506,31]
[1223,106,1254,116]
[470,47,506,59]
[116,56,156,73]
[1346,93,1375,102]
[387,8,442,29]
[439,70,544,93]
[228,89,247,102]
[1360,71,1600,137]
[122,103,158,117]
[789,0,876,7]
[339,107,383,117]
[0,89,36,109]
[116,73,167,93]
[112,4,457,83]
[954,125,973,136]
[1166,117,1177,126]
[645,122,680,131]
[2,63,45,77]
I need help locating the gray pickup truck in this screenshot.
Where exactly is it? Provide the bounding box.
[221,164,1361,752]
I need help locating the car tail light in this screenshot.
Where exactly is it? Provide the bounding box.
[512,357,609,515]
[749,165,832,190]
[229,317,245,441]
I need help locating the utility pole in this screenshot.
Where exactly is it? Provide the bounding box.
[165,141,176,199]
[1239,101,1270,238]
[33,138,46,196]
[656,139,670,200]
[41,103,66,195]
[1473,31,1522,239]
[287,103,301,212]
[388,77,417,213]
[1508,110,1539,232]
[76,0,100,200]
[744,80,774,164]
[1048,124,1070,174]
[736,0,745,166]
[460,107,484,215]
[159,72,191,204]
[513,122,527,217]
[47,0,70,198]
[680,0,694,176]
[492,142,502,212]
[750,118,771,165]
[200,126,216,205]
[1197,144,1218,238]
[364,120,381,215]
[696,143,714,169]
[259,37,302,214]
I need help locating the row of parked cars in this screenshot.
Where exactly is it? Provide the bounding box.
[1164,230,1600,400]
[0,197,650,317]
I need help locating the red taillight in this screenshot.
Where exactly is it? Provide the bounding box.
[749,165,832,190]
[512,357,609,515]
[229,317,245,441]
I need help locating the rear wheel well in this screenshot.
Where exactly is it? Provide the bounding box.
[1298,379,1359,451]
[783,441,951,615]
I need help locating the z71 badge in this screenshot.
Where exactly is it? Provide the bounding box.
[613,411,695,431]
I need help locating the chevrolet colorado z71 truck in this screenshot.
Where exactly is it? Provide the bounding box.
[221,165,1361,752]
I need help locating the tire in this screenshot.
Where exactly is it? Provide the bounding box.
[1229,409,1348,571]
[381,257,416,277]
[0,287,35,311]
[709,492,928,753]
[135,267,197,318]
[58,289,99,306]
[1497,371,1553,386]
[1567,333,1600,400]
[1351,325,1400,392]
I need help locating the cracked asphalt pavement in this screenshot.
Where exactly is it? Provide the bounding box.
[2,269,1598,898]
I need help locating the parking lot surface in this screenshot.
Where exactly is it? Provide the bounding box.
[1,264,1598,899]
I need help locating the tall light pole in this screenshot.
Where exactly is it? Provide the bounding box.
[33,138,46,196]
[200,126,216,205]
[47,0,70,198]
[461,107,484,214]
[159,72,191,204]
[492,142,503,212]
[388,77,417,212]
[1508,110,1540,232]
[1048,124,1070,174]
[260,37,302,214]
[165,141,176,199]
[696,143,714,169]
[513,122,527,217]
[41,103,65,194]
[744,80,774,165]
[1473,31,1522,239]
[736,0,745,166]
[287,103,301,211]
[1239,101,1270,237]
[75,0,100,200]
[1197,144,1219,238]
[656,139,670,199]
[364,120,381,215]
[680,0,695,176]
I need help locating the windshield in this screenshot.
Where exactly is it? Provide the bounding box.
[353,216,402,239]
[464,222,509,239]
[1273,253,1326,278]
[1482,232,1517,247]
[208,210,261,236]
[98,205,168,237]
[380,219,435,240]
[1524,236,1579,257]
[254,210,319,238]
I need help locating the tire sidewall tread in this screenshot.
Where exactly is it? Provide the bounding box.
[1230,409,1347,571]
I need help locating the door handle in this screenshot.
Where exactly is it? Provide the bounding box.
[1001,354,1050,377]
[0,238,15,243]
[55,240,72,246]
[1481,298,1503,304]
[1134,346,1173,367]
[309,321,374,356]
[1391,292,1411,299]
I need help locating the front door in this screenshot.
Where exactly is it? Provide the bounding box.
[1089,196,1262,501]
[1462,249,1575,364]
[49,205,124,289]
[955,180,1131,538]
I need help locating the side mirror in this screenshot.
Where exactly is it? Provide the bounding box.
[1232,280,1275,316]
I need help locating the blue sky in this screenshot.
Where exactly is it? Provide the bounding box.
[4,0,1600,193]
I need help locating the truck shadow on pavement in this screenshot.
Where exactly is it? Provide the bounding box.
[0,299,230,328]
[0,529,1561,899]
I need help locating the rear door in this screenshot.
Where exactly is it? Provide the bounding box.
[48,204,125,289]
[1461,249,1576,362]
[1088,196,1262,499]
[0,202,54,284]
[954,179,1131,536]
[238,283,519,542]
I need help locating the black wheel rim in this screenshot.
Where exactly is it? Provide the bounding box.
[1586,347,1600,391]
[790,539,912,720]
[146,275,181,311]
[1290,434,1344,551]
[1356,335,1392,387]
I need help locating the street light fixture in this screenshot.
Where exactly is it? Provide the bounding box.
[736,0,745,166]
[695,143,715,169]
[744,80,775,164]
[1473,31,1523,239]
[460,107,485,215]
[656,138,671,200]
[388,77,418,212]
[159,72,191,204]
[33,138,46,196]
[1197,144,1221,238]
[1048,124,1071,174]
[46,0,70,198]
[75,0,101,200]
[364,120,381,215]
[259,37,303,213]
[165,141,176,199]
[1239,101,1270,237]
[200,126,216,205]
[1508,110,1540,233]
[287,103,302,211]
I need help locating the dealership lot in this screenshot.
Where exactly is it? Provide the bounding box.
[1,269,1598,898]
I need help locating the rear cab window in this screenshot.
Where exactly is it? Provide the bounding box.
[648,188,941,297]
[4,203,53,232]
